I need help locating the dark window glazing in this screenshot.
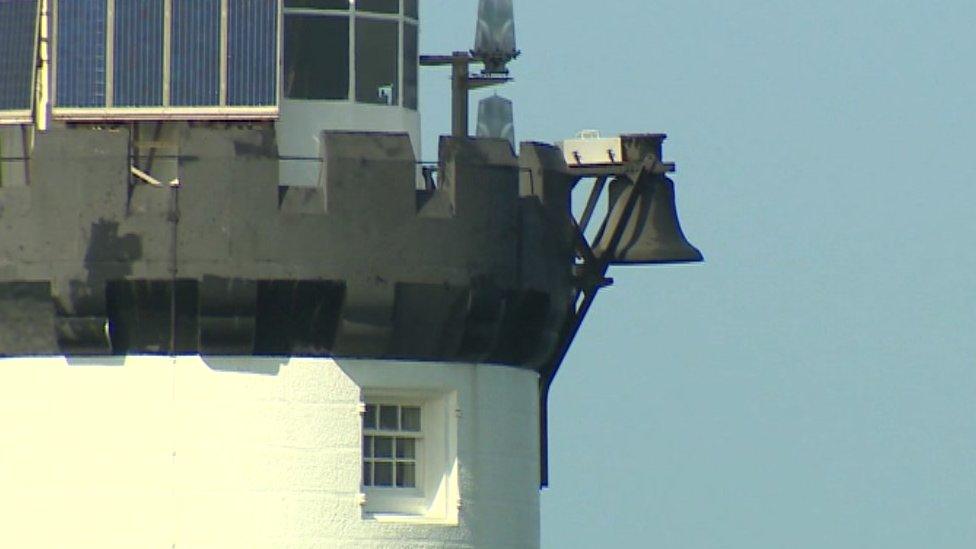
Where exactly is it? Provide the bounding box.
[114,0,165,107]
[356,0,398,14]
[170,0,221,106]
[403,23,418,110]
[55,0,277,112]
[284,15,350,100]
[285,0,349,8]
[355,19,398,105]
[0,0,39,112]
[227,0,278,106]
[56,0,107,108]
[404,0,418,19]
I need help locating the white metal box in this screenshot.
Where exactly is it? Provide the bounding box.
[557,130,624,166]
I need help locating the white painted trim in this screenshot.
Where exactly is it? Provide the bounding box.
[360,389,460,524]
[35,0,49,130]
[0,113,33,126]
[52,106,278,121]
[49,0,57,112]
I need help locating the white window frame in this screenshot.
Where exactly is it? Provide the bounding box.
[50,0,282,121]
[359,389,459,524]
[282,0,418,109]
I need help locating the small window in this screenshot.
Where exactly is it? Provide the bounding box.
[362,404,422,489]
[355,18,399,105]
[360,392,459,523]
[284,15,350,100]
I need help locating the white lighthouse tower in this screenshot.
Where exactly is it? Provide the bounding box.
[0,1,700,547]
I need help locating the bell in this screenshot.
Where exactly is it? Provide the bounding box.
[594,176,703,264]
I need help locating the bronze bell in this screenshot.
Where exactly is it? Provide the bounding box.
[593,176,703,264]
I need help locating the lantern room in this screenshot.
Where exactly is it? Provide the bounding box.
[0,0,422,186]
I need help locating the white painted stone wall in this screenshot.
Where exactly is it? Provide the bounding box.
[0,357,540,548]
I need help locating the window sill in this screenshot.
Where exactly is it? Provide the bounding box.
[365,512,459,526]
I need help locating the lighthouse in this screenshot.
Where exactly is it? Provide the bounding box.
[0,1,700,547]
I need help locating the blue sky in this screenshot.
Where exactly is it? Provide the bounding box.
[422,2,976,547]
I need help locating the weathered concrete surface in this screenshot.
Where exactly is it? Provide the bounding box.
[0,124,575,367]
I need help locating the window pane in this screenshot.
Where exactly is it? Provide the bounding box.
[396,438,415,459]
[56,0,107,107]
[355,18,398,105]
[363,435,373,457]
[114,0,164,107]
[227,0,278,106]
[356,0,398,14]
[363,461,372,486]
[286,0,349,8]
[170,0,220,106]
[374,462,393,486]
[396,463,415,488]
[379,405,398,430]
[401,406,420,431]
[404,0,418,19]
[403,23,418,110]
[363,404,377,429]
[0,0,39,112]
[284,15,349,100]
[374,436,393,458]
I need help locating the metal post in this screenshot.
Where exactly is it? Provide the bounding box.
[451,52,470,138]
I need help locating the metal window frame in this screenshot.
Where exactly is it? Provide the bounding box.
[282,0,416,109]
[51,0,282,121]
[0,1,42,125]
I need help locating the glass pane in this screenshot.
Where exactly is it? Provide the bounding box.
[396,463,416,488]
[357,0,398,14]
[363,404,377,429]
[396,437,415,459]
[363,461,372,486]
[286,0,349,8]
[227,0,278,106]
[404,0,418,19]
[402,24,418,110]
[0,0,39,112]
[284,15,349,100]
[401,406,420,432]
[355,18,398,106]
[114,0,164,107]
[170,0,221,106]
[362,435,373,457]
[379,405,398,430]
[373,462,393,486]
[374,436,393,458]
[56,0,107,107]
